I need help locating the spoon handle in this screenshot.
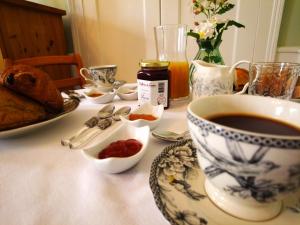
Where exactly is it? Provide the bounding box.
[61,117,99,146]
[69,118,113,149]
[61,125,89,146]
[69,127,100,149]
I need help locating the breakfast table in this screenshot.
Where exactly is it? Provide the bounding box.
[0,94,189,225]
[1,91,300,225]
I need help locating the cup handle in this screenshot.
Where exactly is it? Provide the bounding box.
[229,60,251,94]
[235,83,249,95]
[79,68,90,80]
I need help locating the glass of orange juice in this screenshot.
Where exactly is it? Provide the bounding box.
[155,24,190,100]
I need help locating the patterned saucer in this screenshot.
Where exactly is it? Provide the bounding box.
[149,139,300,225]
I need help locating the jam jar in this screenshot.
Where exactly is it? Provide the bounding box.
[137,60,170,109]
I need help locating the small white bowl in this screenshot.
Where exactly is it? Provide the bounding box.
[81,124,150,173]
[83,83,114,93]
[120,102,164,130]
[83,89,116,104]
[117,85,138,100]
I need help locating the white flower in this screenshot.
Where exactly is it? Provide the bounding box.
[209,16,228,24]
[194,20,216,39]
[200,0,212,10]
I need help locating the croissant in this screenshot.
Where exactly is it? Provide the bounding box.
[0,85,46,131]
[0,64,63,112]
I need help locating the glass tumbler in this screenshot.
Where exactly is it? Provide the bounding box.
[248,62,300,99]
[155,24,189,100]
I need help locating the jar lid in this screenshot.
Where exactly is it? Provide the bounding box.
[139,60,169,68]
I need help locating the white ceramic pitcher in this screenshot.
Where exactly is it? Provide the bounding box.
[191,60,250,99]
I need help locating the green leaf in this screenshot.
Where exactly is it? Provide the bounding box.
[226,20,245,29]
[187,31,200,40]
[203,56,210,62]
[213,20,245,49]
[217,3,235,15]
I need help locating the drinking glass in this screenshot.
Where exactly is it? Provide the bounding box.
[154,24,189,100]
[248,62,300,99]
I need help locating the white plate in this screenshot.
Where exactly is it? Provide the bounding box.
[149,139,300,225]
[0,98,79,138]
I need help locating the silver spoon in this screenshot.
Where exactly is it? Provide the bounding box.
[61,104,115,146]
[152,130,190,142]
[112,80,126,89]
[112,106,131,121]
[97,104,115,119]
[69,106,131,149]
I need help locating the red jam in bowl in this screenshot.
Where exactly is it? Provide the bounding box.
[98,139,143,159]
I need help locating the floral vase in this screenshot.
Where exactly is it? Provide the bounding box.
[189,40,225,85]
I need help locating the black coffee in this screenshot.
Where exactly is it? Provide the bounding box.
[207,114,300,136]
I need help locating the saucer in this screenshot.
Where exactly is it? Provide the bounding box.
[149,139,300,225]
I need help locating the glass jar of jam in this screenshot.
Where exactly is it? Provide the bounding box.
[137,60,170,109]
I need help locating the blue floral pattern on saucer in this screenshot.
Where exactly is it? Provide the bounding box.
[149,139,300,225]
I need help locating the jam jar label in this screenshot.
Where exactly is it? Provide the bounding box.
[137,79,168,107]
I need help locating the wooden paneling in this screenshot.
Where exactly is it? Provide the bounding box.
[0,0,70,80]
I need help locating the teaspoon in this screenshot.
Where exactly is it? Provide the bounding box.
[97,104,115,119]
[69,106,131,149]
[152,130,190,142]
[61,104,115,146]
[112,106,131,121]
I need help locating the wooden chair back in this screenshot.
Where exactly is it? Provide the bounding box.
[4,54,85,90]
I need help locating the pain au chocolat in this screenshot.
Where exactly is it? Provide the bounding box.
[0,85,46,131]
[0,64,63,113]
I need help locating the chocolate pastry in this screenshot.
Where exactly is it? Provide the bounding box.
[0,64,63,113]
[0,85,46,131]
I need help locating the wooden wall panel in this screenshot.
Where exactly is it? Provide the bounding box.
[0,0,70,80]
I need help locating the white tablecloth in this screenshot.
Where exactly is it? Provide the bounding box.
[0,97,189,225]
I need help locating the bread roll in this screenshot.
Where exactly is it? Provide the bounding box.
[234,68,249,91]
[0,85,46,131]
[0,64,63,112]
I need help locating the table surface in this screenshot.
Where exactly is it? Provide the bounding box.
[0,96,190,225]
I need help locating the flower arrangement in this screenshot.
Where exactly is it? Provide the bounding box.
[188,0,245,64]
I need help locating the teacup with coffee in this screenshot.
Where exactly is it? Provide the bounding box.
[187,95,300,221]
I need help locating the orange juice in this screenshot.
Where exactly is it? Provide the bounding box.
[168,61,189,99]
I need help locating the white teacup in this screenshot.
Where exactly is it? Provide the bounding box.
[187,95,300,221]
[80,65,117,90]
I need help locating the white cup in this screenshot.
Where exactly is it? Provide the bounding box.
[80,65,117,90]
[187,94,300,221]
